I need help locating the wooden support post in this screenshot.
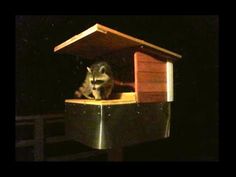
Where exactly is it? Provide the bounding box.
[107,147,123,161]
[34,117,44,161]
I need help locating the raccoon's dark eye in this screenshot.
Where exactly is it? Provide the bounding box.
[91,80,104,85]
[100,67,105,74]
[95,80,104,84]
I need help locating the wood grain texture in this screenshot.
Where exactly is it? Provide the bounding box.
[136,92,167,103]
[54,23,182,60]
[134,55,166,63]
[134,51,167,103]
[134,51,167,87]
[136,83,166,92]
[138,72,166,83]
[136,62,166,72]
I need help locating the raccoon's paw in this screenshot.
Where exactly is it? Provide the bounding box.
[94,97,102,100]
[86,96,94,99]
[74,91,82,98]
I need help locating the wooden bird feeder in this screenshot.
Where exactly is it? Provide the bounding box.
[54,23,182,160]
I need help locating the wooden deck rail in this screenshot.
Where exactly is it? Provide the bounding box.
[15,113,106,161]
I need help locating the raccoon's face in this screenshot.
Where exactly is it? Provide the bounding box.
[87,65,110,90]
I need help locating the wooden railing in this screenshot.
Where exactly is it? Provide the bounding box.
[15,113,106,161]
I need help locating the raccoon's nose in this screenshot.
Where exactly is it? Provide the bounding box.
[92,87,96,90]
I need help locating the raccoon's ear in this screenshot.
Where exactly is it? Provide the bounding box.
[99,66,105,74]
[87,67,92,73]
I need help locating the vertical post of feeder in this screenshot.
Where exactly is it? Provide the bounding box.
[166,60,174,102]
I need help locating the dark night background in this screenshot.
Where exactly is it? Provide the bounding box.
[15,15,218,161]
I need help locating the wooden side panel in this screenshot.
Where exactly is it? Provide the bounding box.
[134,52,167,103]
[138,72,166,83]
[136,62,166,72]
[136,92,167,103]
[136,83,166,92]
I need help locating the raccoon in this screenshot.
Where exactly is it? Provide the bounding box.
[74,61,114,100]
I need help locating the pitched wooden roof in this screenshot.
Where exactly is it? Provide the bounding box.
[54,23,182,60]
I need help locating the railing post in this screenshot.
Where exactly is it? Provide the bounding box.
[34,117,44,161]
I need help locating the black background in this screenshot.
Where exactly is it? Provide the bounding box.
[15,15,218,161]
